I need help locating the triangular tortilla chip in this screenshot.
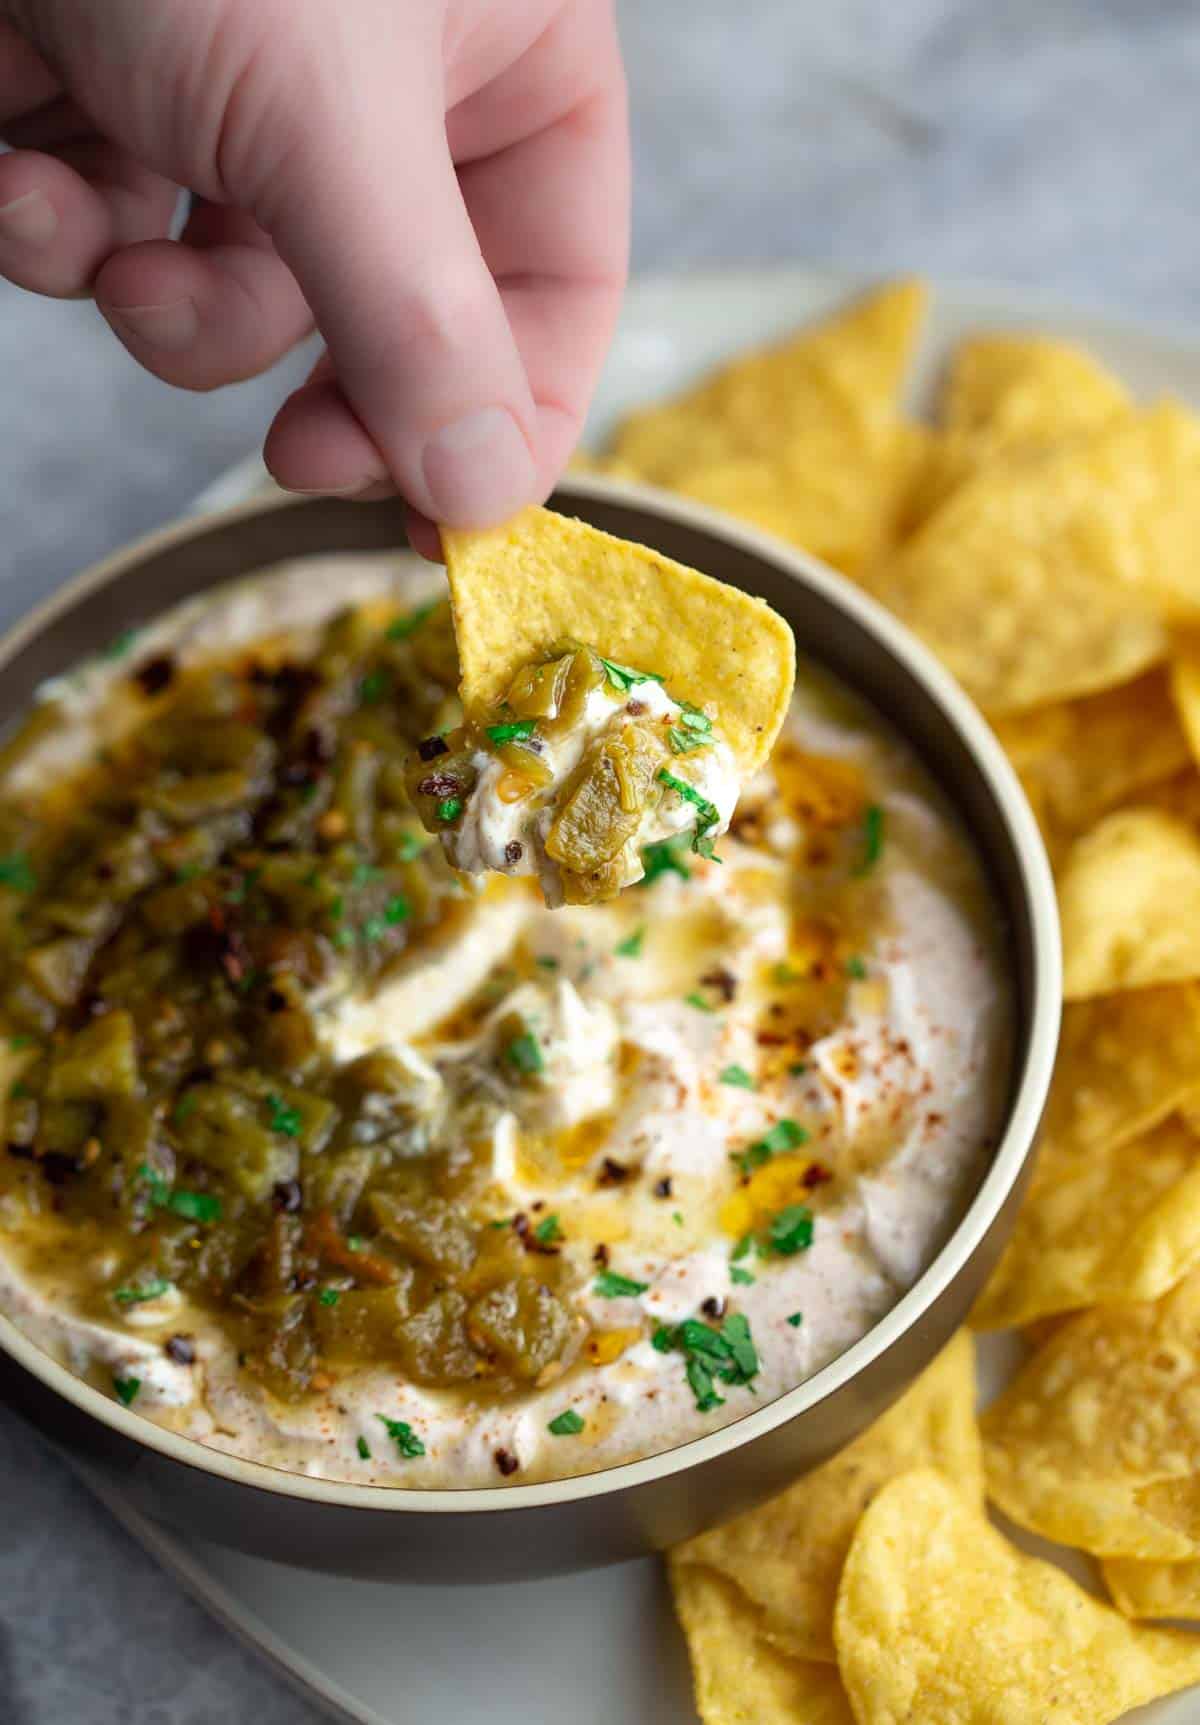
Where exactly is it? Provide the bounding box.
[1058,807,1200,998]
[441,506,795,772]
[972,1115,1200,1331]
[1105,1555,1200,1623]
[669,1563,854,1725]
[672,1332,980,1663]
[834,1469,1200,1724]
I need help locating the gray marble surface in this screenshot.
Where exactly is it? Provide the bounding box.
[2,1,1199,1718]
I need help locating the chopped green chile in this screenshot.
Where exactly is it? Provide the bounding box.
[0,597,584,1405]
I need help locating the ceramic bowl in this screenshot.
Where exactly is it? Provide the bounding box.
[0,479,1059,1581]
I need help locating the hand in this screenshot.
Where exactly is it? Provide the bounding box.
[0,0,629,552]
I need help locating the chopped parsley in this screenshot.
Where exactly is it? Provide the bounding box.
[486,719,537,745]
[8,1081,31,1100]
[548,1408,585,1436]
[672,1211,684,1227]
[614,925,646,958]
[267,1094,303,1138]
[112,1375,141,1407]
[639,835,691,886]
[656,769,720,856]
[730,1266,756,1286]
[0,853,36,893]
[504,1031,544,1076]
[655,1311,760,1413]
[383,894,410,925]
[731,1234,754,1262]
[733,1117,808,1176]
[7,1035,33,1052]
[101,628,137,660]
[854,803,885,875]
[351,861,382,886]
[318,1288,341,1308]
[668,726,708,755]
[377,1415,425,1458]
[788,1061,809,1077]
[599,656,663,693]
[394,831,428,861]
[844,955,868,980]
[719,1064,756,1090]
[357,1436,372,1460]
[593,1270,648,1299]
[386,599,438,640]
[668,703,714,756]
[786,1311,805,1327]
[534,1213,562,1245]
[137,1163,222,1225]
[436,796,463,823]
[685,991,716,1012]
[535,955,559,971]
[358,668,389,706]
[768,1203,815,1256]
[113,1277,171,1306]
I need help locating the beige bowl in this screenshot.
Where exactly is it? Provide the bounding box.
[0,479,1059,1581]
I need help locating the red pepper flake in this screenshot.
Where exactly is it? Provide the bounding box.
[593,1243,611,1267]
[133,654,176,696]
[700,967,738,1003]
[598,1157,633,1187]
[802,1162,833,1189]
[494,1447,520,1477]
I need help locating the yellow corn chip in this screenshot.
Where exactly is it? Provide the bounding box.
[983,1271,1200,1560]
[669,1563,854,1725]
[834,1468,1200,1724]
[1059,807,1200,998]
[672,1332,980,1664]
[441,506,795,772]
[1043,986,1200,1156]
[606,282,927,575]
[1139,767,1200,832]
[992,670,1190,857]
[1170,632,1200,768]
[862,409,1194,714]
[973,1115,1200,1330]
[907,333,1131,528]
[1105,1556,1200,1623]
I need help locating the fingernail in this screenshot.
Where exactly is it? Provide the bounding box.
[422,407,536,523]
[0,191,58,249]
[278,478,392,499]
[108,298,198,353]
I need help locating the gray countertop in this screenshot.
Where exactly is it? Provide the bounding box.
[3,1,1199,1718]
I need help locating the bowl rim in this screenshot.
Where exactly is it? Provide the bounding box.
[0,475,1061,1514]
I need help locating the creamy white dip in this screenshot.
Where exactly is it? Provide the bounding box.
[0,552,1011,1488]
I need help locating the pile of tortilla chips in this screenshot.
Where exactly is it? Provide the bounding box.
[600,283,1200,1717]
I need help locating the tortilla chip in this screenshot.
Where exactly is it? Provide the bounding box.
[669,1564,854,1725]
[1105,1556,1200,1623]
[834,1468,1200,1724]
[1059,807,1200,999]
[907,334,1131,528]
[973,1115,1200,1330]
[983,1270,1200,1560]
[441,506,795,772]
[1171,632,1200,766]
[606,282,927,575]
[1139,767,1200,832]
[992,670,1190,857]
[672,1333,980,1663]
[862,410,1191,714]
[1042,986,1200,1159]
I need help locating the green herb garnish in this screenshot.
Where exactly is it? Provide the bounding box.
[614,925,646,958]
[534,1213,562,1245]
[7,1035,33,1051]
[394,830,428,861]
[685,991,715,1012]
[786,1311,804,1327]
[686,1355,724,1413]
[384,894,411,925]
[719,1064,756,1090]
[730,1266,756,1286]
[137,1163,221,1225]
[854,803,885,876]
[535,955,559,971]
[593,1270,649,1299]
[788,1061,809,1077]
[113,1277,171,1306]
[101,628,137,660]
[504,1031,544,1076]
[377,1415,425,1458]
[358,668,389,706]
[357,1436,372,1460]
[486,719,537,745]
[655,1310,760,1412]
[112,1375,141,1407]
[639,835,691,886]
[386,599,438,640]
[844,955,868,980]
[0,854,36,893]
[656,769,720,854]
[267,1094,303,1138]
[8,1081,31,1100]
[733,1117,808,1176]
[668,727,708,754]
[731,1234,754,1262]
[599,657,663,693]
[318,1288,341,1308]
[548,1408,585,1436]
[436,796,463,823]
[768,1203,815,1257]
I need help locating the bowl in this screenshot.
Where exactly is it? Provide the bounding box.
[0,478,1060,1581]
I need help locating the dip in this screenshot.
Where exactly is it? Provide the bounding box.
[0,553,1011,1488]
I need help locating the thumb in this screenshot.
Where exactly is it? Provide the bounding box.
[263,52,542,527]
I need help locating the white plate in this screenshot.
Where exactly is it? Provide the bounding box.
[97,267,1200,1724]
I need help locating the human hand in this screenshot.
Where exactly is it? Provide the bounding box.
[0,0,629,552]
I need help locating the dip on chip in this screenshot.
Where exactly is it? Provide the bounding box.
[834,1468,1200,1724]
[425,507,795,904]
[672,1331,980,1664]
[983,1271,1200,1561]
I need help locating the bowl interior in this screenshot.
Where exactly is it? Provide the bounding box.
[0,482,1060,1514]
